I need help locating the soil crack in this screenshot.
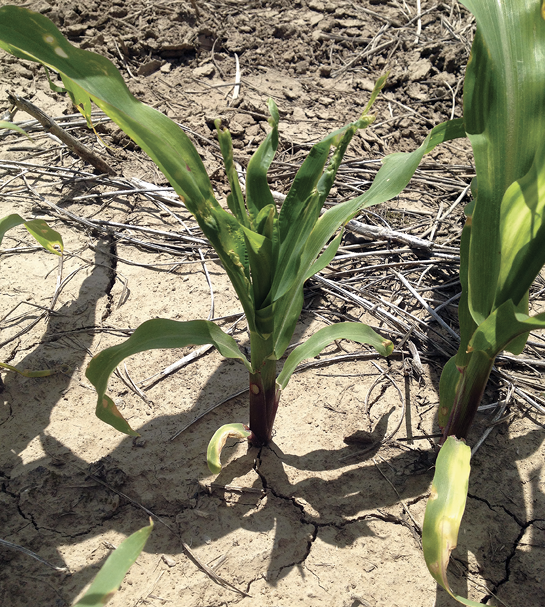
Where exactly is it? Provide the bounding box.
[468,492,525,527]
[483,517,545,603]
[100,232,118,323]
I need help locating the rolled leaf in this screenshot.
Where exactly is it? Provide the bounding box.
[207,423,252,474]
[270,76,388,306]
[245,98,279,223]
[276,322,393,390]
[215,120,248,228]
[74,521,153,606]
[86,319,252,435]
[422,437,483,606]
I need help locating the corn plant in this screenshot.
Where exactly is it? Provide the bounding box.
[0,5,468,473]
[417,1,545,604]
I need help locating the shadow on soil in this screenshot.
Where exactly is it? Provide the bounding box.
[1,248,544,606]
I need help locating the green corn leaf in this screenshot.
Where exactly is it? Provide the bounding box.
[276,322,393,390]
[273,123,367,303]
[215,120,249,228]
[437,356,461,429]
[245,98,279,224]
[503,291,530,355]
[460,0,545,325]
[270,190,323,304]
[272,119,466,359]
[0,119,32,139]
[207,423,252,474]
[86,319,252,435]
[455,217,477,369]
[73,521,153,606]
[304,231,343,280]
[270,77,388,306]
[493,137,545,310]
[23,218,64,255]
[241,225,273,310]
[362,72,389,114]
[0,214,31,245]
[0,7,212,204]
[277,139,335,247]
[271,132,351,305]
[0,213,63,255]
[468,299,545,360]
[422,437,483,606]
[253,204,275,240]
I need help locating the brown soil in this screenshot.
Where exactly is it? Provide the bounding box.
[1,1,544,606]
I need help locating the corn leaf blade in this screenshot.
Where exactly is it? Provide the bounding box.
[215,121,249,228]
[460,0,545,324]
[493,138,545,310]
[438,356,460,429]
[0,5,255,328]
[272,119,465,359]
[468,300,545,359]
[245,99,279,222]
[0,119,32,139]
[74,521,153,607]
[207,423,252,474]
[86,319,252,435]
[304,231,343,280]
[276,322,393,390]
[270,77,388,305]
[0,213,63,255]
[455,217,477,369]
[271,125,360,304]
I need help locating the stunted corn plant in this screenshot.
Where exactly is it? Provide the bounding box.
[0,5,464,471]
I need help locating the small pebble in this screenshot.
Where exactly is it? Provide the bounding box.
[161,554,177,567]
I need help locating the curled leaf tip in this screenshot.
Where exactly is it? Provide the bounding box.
[207,423,252,474]
[382,339,394,352]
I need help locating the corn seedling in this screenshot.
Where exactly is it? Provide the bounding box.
[4,4,541,602]
[0,5,466,472]
[417,1,545,603]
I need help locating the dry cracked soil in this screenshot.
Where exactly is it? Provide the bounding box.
[0,1,544,606]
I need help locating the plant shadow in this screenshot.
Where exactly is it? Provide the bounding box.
[1,251,544,606]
